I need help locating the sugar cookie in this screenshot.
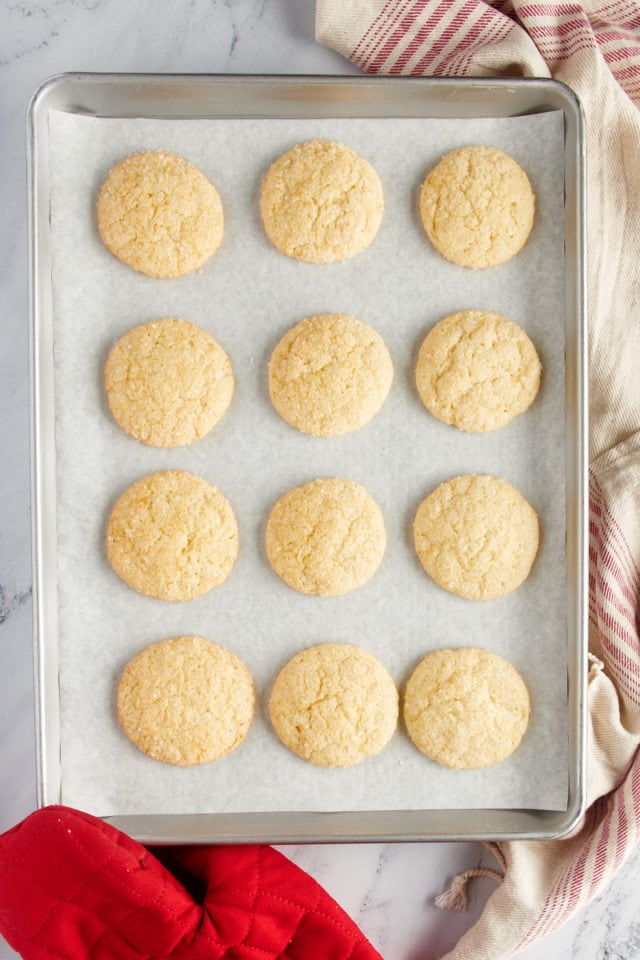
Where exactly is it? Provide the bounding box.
[269,313,393,436]
[420,146,535,269]
[260,140,383,263]
[269,643,398,766]
[266,478,386,596]
[117,636,254,766]
[104,318,234,447]
[403,647,530,768]
[97,151,224,278]
[106,470,238,601]
[413,474,539,600]
[415,310,541,432]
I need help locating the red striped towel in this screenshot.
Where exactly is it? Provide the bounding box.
[317,3,640,958]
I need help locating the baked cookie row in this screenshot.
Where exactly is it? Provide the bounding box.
[104,311,541,446]
[97,142,535,275]
[106,471,539,603]
[117,637,530,771]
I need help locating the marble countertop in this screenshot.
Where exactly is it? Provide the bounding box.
[2,2,639,958]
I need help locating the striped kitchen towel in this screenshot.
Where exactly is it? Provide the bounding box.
[317,3,640,958]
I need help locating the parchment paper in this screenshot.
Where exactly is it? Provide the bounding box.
[48,108,568,815]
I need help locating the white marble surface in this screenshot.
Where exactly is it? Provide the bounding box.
[1,2,638,958]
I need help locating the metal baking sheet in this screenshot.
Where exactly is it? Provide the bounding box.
[28,74,587,842]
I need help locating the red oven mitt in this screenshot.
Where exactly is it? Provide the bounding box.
[0,806,383,960]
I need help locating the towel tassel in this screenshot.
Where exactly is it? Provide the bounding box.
[434,843,506,911]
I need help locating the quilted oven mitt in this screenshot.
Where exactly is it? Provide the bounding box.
[0,806,383,960]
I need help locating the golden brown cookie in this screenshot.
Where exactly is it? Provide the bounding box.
[413,474,539,600]
[269,643,398,767]
[117,636,254,766]
[269,313,393,437]
[97,151,224,278]
[104,318,234,447]
[419,146,535,269]
[265,478,386,596]
[415,310,541,432]
[403,647,530,768]
[260,140,384,263]
[106,470,238,601]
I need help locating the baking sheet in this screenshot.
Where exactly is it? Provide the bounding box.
[48,108,568,816]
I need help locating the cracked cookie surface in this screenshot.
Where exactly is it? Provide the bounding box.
[415,309,541,433]
[269,643,398,767]
[106,470,238,601]
[117,636,254,766]
[260,140,384,263]
[419,146,535,269]
[269,313,393,437]
[97,151,224,278]
[105,318,234,447]
[413,474,539,600]
[403,647,530,768]
[265,478,386,596]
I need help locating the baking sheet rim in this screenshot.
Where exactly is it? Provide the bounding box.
[28,72,588,842]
